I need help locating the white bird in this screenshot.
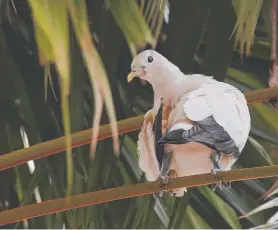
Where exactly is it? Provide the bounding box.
[127,50,251,197]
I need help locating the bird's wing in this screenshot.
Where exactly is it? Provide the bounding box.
[137,121,160,181]
[180,81,251,152]
[161,81,249,178]
[152,99,164,168]
[137,100,171,181]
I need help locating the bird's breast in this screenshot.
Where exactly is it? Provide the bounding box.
[168,142,214,176]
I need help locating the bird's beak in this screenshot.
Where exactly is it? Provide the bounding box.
[127,72,135,83]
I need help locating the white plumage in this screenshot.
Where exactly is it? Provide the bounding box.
[128,50,251,197]
[179,81,250,152]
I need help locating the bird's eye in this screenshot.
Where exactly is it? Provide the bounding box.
[148,56,153,63]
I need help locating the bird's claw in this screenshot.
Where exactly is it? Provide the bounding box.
[153,172,173,199]
[153,190,164,199]
[159,173,170,192]
[153,175,169,199]
[153,169,178,198]
[211,168,219,176]
[167,190,175,196]
[211,168,222,191]
[210,169,231,191]
[161,173,170,186]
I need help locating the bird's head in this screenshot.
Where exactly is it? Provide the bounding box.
[127,50,180,84]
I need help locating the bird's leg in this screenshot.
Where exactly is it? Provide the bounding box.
[153,173,170,199]
[210,151,231,191]
[153,151,173,199]
[153,172,169,199]
[159,152,173,189]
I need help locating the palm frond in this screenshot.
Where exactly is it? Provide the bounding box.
[232,0,263,55]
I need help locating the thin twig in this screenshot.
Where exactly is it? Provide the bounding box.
[0,86,278,171]
[264,0,278,200]
[269,0,278,108]
[0,165,277,226]
[0,115,144,171]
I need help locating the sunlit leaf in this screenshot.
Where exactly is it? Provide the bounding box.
[44,63,58,103]
[27,0,73,196]
[68,0,119,159]
[141,0,166,44]
[108,0,154,56]
[231,0,263,55]
[33,21,53,65]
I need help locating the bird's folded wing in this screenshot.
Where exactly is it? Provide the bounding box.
[152,99,164,168]
[180,81,250,151]
[137,122,160,181]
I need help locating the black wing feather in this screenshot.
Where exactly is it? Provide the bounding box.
[152,99,164,168]
[157,116,240,158]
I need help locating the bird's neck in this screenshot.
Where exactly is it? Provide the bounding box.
[152,73,215,105]
[151,71,186,104]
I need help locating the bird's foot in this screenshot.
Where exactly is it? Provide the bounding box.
[153,169,177,198]
[160,173,170,188]
[210,168,231,191]
[153,174,169,199]
[153,190,164,199]
[210,150,223,191]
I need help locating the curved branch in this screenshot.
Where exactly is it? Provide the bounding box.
[0,165,278,226]
[0,115,144,171]
[0,86,278,171]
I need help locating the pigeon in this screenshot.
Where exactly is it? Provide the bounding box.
[128,50,251,197]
